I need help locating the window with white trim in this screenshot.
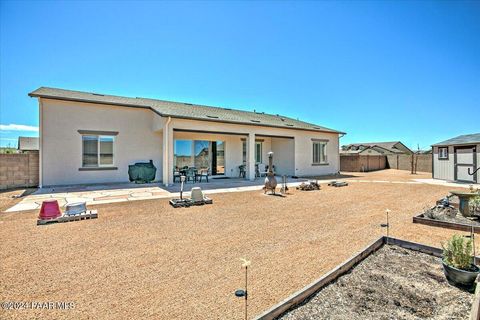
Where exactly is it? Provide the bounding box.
[438,147,448,160]
[242,140,263,164]
[82,135,115,167]
[313,141,328,164]
[255,142,262,164]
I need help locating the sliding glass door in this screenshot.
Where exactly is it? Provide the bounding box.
[174,139,225,175]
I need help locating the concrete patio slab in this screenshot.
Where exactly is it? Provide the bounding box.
[4,177,307,212]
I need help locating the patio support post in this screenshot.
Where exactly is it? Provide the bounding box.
[247,133,255,181]
[162,117,173,186]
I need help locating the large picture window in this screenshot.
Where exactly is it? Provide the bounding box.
[82,135,115,167]
[312,141,328,164]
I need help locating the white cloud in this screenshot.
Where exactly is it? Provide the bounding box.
[0,124,39,132]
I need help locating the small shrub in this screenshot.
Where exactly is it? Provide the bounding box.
[469,195,480,213]
[467,185,480,213]
[442,235,474,271]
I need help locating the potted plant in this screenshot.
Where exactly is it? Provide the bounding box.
[442,234,480,291]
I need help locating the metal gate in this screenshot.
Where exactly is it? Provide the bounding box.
[455,146,477,183]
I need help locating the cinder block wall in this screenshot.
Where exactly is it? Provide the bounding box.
[0,151,39,190]
[340,155,387,172]
[386,154,432,173]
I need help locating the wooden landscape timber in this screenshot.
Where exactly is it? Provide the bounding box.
[413,213,480,234]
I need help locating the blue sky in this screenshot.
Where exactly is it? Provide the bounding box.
[1,1,479,150]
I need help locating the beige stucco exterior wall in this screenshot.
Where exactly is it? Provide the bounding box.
[271,137,295,176]
[39,99,340,186]
[40,99,163,186]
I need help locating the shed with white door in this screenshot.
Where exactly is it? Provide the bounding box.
[432,133,480,184]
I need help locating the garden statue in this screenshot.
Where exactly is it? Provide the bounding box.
[264,152,277,194]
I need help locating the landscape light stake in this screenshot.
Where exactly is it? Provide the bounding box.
[381,209,391,244]
[180,175,185,200]
[473,227,476,265]
[466,226,476,265]
[280,175,289,194]
[235,258,250,320]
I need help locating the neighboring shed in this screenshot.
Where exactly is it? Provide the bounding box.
[18,136,39,152]
[432,133,480,183]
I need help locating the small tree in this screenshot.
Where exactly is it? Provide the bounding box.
[442,235,474,270]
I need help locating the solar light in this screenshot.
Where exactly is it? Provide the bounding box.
[180,175,186,200]
[235,289,246,297]
[235,258,250,320]
[381,209,390,244]
[465,226,476,265]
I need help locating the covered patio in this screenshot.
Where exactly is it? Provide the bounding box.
[161,123,296,185]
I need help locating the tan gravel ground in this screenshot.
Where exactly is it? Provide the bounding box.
[0,171,476,320]
[0,189,33,212]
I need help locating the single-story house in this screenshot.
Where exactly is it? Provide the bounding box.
[17,136,39,152]
[341,141,412,155]
[29,87,345,187]
[432,133,480,183]
[340,141,412,172]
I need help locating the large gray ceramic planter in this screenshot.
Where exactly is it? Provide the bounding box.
[442,260,480,291]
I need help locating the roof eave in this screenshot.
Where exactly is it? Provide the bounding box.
[432,141,480,147]
[160,113,346,135]
[29,92,345,135]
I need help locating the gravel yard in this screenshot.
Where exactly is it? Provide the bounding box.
[0,171,476,319]
[0,188,34,212]
[279,245,473,320]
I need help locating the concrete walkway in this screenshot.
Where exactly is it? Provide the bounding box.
[5,174,478,212]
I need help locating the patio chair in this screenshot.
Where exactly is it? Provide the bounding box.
[239,164,246,178]
[258,163,268,177]
[186,168,197,183]
[173,169,182,183]
[196,167,210,182]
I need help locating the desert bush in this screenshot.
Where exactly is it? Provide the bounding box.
[467,185,480,213]
[442,235,473,270]
[469,195,480,213]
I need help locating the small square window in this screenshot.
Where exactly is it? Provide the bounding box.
[438,147,448,160]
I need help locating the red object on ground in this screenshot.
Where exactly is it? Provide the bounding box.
[38,199,62,220]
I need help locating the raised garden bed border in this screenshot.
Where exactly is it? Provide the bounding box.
[254,236,480,320]
[413,213,480,234]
